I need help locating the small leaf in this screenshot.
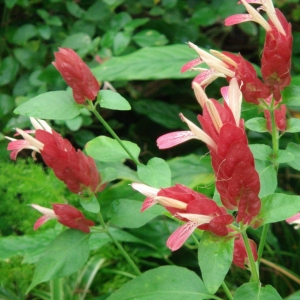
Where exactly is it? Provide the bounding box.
[98,90,131,110]
[108,199,165,228]
[80,194,100,213]
[113,31,131,55]
[245,117,268,132]
[133,29,169,47]
[85,136,140,162]
[255,162,277,198]
[286,142,300,171]
[249,144,272,161]
[11,24,38,45]
[276,150,294,163]
[282,84,300,106]
[106,266,210,300]
[138,157,171,188]
[286,118,300,133]
[233,283,282,300]
[61,33,92,50]
[253,193,300,227]
[0,56,19,86]
[198,232,234,294]
[27,229,90,293]
[14,91,82,120]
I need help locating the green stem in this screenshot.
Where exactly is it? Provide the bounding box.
[241,228,260,283]
[89,102,140,165]
[221,281,233,300]
[50,278,64,300]
[97,212,141,276]
[258,101,280,265]
[257,223,269,264]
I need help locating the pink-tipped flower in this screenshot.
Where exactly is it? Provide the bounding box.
[53,48,100,104]
[286,212,300,229]
[7,118,105,195]
[233,235,258,269]
[225,0,292,102]
[132,183,234,251]
[31,203,95,233]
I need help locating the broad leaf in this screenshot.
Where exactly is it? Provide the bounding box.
[245,118,268,132]
[85,136,140,162]
[80,194,100,213]
[107,266,211,300]
[253,194,300,227]
[27,229,90,292]
[254,161,277,198]
[14,91,82,120]
[282,84,300,106]
[198,232,234,294]
[93,44,199,81]
[233,283,282,300]
[286,143,300,171]
[138,157,171,188]
[249,144,272,161]
[286,118,300,133]
[107,199,165,228]
[97,89,131,110]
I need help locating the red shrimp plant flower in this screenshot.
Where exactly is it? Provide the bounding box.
[6,118,105,195]
[53,48,100,104]
[32,203,95,233]
[132,183,234,251]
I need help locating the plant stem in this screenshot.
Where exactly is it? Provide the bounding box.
[50,278,64,300]
[221,281,233,300]
[258,101,280,265]
[241,228,260,283]
[97,212,141,276]
[88,102,140,165]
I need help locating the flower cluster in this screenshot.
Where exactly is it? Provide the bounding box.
[158,79,261,224]
[182,0,292,131]
[6,118,105,195]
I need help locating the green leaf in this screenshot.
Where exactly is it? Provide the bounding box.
[14,91,83,120]
[11,24,38,45]
[282,84,300,106]
[168,154,214,191]
[110,12,132,31]
[233,283,282,300]
[97,90,131,110]
[198,232,234,294]
[27,229,90,292]
[80,194,100,213]
[0,56,19,86]
[85,136,140,162]
[113,31,131,55]
[93,44,198,81]
[107,266,210,300]
[0,94,14,117]
[276,150,294,163]
[108,199,165,228]
[61,33,92,49]
[286,142,300,171]
[133,29,168,47]
[249,144,272,161]
[255,162,277,198]
[245,118,268,132]
[286,118,300,133]
[66,1,85,18]
[66,115,83,131]
[124,18,150,33]
[253,194,300,227]
[138,157,171,188]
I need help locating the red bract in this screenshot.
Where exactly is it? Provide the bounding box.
[32,203,95,233]
[53,48,100,104]
[261,9,292,101]
[233,236,258,269]
[35,129,105,194]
